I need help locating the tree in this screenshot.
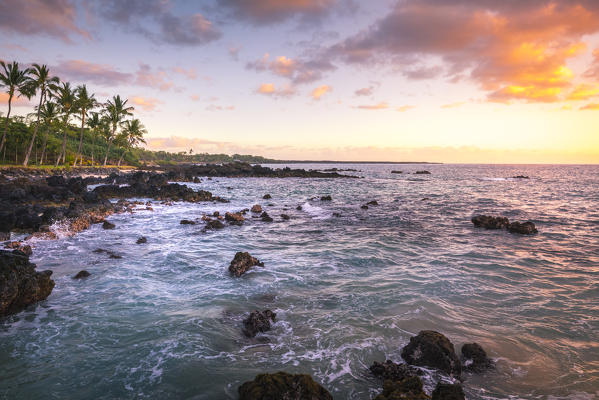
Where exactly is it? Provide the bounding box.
[36,101,59,165]
[103,95,133,166]
[22,64,59,166]
[117,118,147,166]
[0,61,32,155]
[86,112,102,166]
[55,82,76,166]
[73,85,97,166]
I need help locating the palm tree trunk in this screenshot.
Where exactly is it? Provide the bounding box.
[74,110,86,166]
[103,135,114,166]
[0,93,13,153]
[91,131,95,165]
[23,90,44,166]
[117,147,127,166]
[40,126,49,165]
[60,130,68,165]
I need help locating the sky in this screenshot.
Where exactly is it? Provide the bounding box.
[1,0,599,163]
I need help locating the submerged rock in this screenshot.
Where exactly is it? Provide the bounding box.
[263,194,272,199]
[180,219,196,225]
[251,204,263,213]
[260,212,273,222]
[507,221,538,235]
[461,343,493,372]
[242,309,276,338]
[471,215,509,230]
[238,371,333,400]
[370,360,421,381]
[73,270,90,279]
[136,236,147,244]
[431,383,465,400]
[205,220,225,230]
[0,250,55,317]
[366,200,379,206]
[102,220,116,230]
[229,252,264,277]
[415,170,431,174]
[401,330,461,377]
[391,170,403,174]
[320,195,332,201]
[373,376,429,400]
[280,214,290,220]
[512,175,529,179]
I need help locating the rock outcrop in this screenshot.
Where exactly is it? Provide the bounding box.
[461,343,493,372]
[238,371,333,400]
[401,331,461,377]
[73,270,90,279]
[229,252,264,277]
[370,360,421,381]
[431,383,465,400]
[373,376,429,400]
[471,215,509,229]
[0,250,54,317]
[242,309,276,338]
[507,221,538,235]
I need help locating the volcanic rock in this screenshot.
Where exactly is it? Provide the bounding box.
[229,252,264,277]
[401,330,461,377]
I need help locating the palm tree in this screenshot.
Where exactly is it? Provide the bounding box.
[117,118,147,166]
[86,112,102,165]
[73,85,97,166]
[103,95,133,166]
[0,61,32,155]
[23,64,59,166]
[38,101,59,164]
[55,82,76,166]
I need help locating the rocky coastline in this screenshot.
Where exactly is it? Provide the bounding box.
[1,163,533,399]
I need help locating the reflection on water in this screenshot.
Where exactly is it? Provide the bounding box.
[1,164,598,399]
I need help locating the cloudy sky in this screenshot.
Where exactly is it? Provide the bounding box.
[1,0,599,163]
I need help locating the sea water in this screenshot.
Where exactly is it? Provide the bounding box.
[1,164,598,399]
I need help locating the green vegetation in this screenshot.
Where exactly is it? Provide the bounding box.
[0,60,279,167]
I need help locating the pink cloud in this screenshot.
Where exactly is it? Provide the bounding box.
[311,84,331,100]
[130,96,163,111]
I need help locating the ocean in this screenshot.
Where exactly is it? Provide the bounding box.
[1,163,598,399]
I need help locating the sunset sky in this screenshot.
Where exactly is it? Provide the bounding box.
[1,0,599,163]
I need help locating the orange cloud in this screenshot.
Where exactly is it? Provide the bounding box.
[190,94,200,101]
[580,103,599,110]
[172,67,198,80]
[217,0,337,24]
[328,1,599,103]
[311,84,331,100]
[255,83,295,97]
[0,92,31,107]
[356,102,388,110]
[130,96,163,111]
[567,84,599,101]
[397,105,415,112]
[441,102,466,109]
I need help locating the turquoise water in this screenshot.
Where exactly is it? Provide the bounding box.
[1,163,598,399]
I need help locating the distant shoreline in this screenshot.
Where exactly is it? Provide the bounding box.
[262,160,442,164]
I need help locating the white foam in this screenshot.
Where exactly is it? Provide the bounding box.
[301,201,331,220]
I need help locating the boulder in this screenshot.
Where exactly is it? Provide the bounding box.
[263,194,272,199]
[401,330,461,377]
[102,221,116,229]
[243,309,276,338]
[391,170,403,174]
[261,212,273,222]
[251,204,263,213]
[73,270,90,279]
[431,383,465,400]
[366,200,379,206]
[512,175,529,179]
[471,215,509,229]
[0,250,55,317]
[238,371,333,400]
[205,220,225,230]
[461,343,493,372]
[280,214,290,220]
[415,170,431,174]
[136,236,147,244]
[373,376,429,400]
[229,251,264,277]
[225,212,244,225]
[361,204,369,209]
[507,221,538,235]
[370,360,420,381]
[320,195,332,201]
[180,219,196,225]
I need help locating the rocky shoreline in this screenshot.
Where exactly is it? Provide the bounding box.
[0,163,536,399]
